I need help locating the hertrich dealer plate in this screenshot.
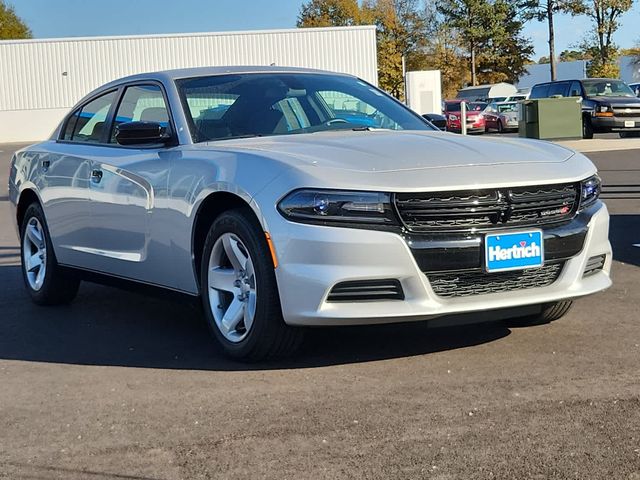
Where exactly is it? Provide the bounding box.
[485,230,544,272]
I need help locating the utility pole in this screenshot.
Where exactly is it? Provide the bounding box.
[547,1,557,81]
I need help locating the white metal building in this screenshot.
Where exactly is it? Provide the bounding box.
[0,26,378,143]
[516,60,587,89]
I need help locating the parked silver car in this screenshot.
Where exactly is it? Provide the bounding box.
[483,101,520,132]
[8,67,612,359]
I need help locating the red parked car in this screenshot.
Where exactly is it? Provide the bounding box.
[444,100,487,134]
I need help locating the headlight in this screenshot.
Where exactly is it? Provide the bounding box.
[594,105,613,117]
[580,175,601,209]
[278,189,397,226]
[449,114,459,121]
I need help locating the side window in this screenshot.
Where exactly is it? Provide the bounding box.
[110,84,170,143]
[62,109,80,140]
[548,82,570,98]
[569,81,583,97]
[272,97,311,131]
[69,91,117,143]
[530,84,550,99]
[317,90,400,129]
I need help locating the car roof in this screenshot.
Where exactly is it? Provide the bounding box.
[99,65,350,90]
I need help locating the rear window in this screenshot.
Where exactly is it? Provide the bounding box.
[548,82,570,97]
[530,84,550,99]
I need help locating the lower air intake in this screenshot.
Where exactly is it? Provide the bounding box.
[583,255,606,277]
[428,263,564,298]
[327,279,404,302]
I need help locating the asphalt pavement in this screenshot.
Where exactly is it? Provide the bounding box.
[0,142,639,480]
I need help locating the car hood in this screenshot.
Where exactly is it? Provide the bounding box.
[500,111,518,121]
[591,96,640,106]
[199,130,575,173]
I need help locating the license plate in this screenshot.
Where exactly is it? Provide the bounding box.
[625,120,635,128]
[485,230,544,273]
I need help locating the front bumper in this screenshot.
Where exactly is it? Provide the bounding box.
[592,116,640,132]
[271,203,612,326]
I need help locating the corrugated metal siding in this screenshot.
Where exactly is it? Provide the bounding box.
[0,26,378,112]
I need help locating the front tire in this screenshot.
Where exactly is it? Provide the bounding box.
[582,118,594,139]
[200,209,303,360]
[506,301,573,327]
[620,131,640,138]
[497,120,504,133]
[20,203,80,305]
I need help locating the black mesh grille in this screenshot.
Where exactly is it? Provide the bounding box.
[395,183,579,232]
[428,263,564,298]
[327,279,404,302]
[583,255,606,277]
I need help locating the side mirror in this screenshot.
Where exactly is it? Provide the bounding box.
[115,121,171,146]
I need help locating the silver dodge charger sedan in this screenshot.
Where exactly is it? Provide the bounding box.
[8,66,612,359]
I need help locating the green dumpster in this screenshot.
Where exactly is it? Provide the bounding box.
[518,97,582,140]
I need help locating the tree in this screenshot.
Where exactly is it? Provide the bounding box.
[475,0,534,84]
[298,0,430,98]
[436,0,533,85]
[419,5,471,98]
[558,49,592,61]
[362,0,429,97]
[296,0,363,26]
[579,0,633,76]
[524,0,584,80]
[0,0,31,39]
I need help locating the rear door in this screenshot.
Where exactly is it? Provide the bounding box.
[41,90,118,267]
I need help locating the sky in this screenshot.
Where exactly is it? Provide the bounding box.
[8,0,640,61]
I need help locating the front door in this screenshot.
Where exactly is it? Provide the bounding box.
[86,84,173,286]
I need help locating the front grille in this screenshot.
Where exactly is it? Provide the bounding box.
[327,279,404,302]
[613,107,640,117]
[428,263,564,298]
[395,183,578,232]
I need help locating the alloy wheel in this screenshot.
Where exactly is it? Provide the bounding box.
[23,217,47,291]
[207,233,257,343]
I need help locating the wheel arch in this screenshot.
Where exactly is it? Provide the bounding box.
[16,188,42,231]
[191,191,265,292]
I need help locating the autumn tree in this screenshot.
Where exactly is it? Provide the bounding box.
[296,0,363,26]
[362,0,429,97]
[298,0,430,98]
[0,0,31,39]
[579,0,633,77]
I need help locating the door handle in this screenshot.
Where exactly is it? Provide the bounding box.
[41,160,50,172]
[91,169,103,184]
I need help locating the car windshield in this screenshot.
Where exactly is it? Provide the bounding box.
[176,73,433,142]
[445,102,486,112]
[582,80,636,98]
[497,103,517,113]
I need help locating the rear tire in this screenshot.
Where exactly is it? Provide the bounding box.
[506,301,573,327]
[200,209,303,361]
[20,203,80,305]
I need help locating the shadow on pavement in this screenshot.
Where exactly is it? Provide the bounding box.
[609,214,640,267]
[0,264,510,371]
[2,214,637,371]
